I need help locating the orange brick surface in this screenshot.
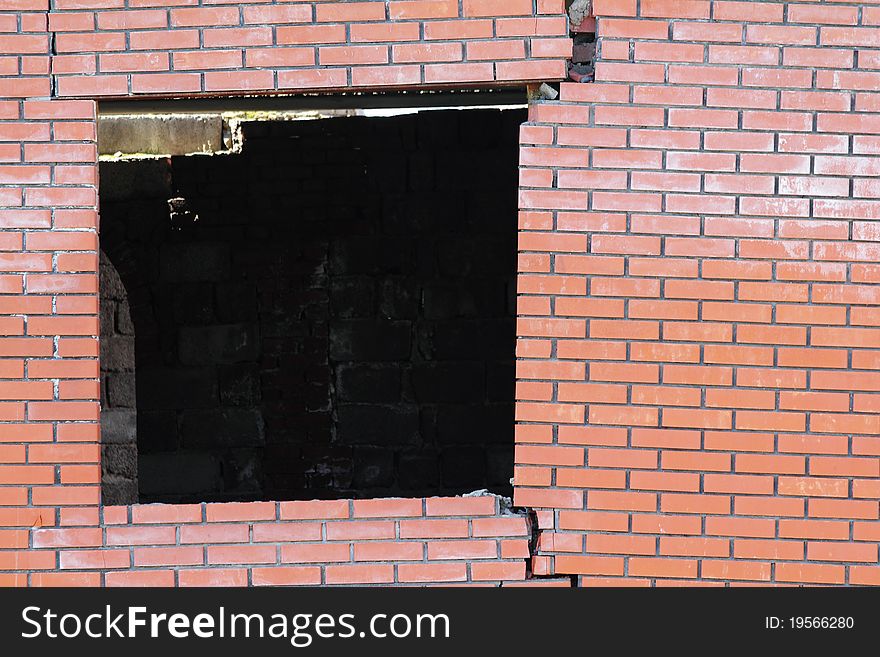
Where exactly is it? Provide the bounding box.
[0,0,878,587]
[519,0,880,586]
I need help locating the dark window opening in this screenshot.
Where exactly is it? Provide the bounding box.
[99,108,524,503]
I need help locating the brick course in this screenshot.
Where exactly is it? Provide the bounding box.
[0,0,878,586]
[47,0,569,97]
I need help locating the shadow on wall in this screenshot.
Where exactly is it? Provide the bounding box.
[99,109,525,504]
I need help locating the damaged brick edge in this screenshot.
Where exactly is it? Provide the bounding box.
[83,491,566,587]
[567,0,593,28]
[475,489,564,584]
[566,0,596,84]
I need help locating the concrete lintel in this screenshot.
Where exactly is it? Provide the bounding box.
[99,114,227,159]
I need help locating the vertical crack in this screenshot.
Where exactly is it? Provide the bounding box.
[47,1,57,98]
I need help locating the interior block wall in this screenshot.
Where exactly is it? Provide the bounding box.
[0,0,878,587]
[99,110,522,504]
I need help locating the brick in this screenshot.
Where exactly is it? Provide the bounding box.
[711,436,769,462]
[106,526,175,546]
[352,498,422,518]
[661,490,732,515]
[280,500,349,520]
[170,7,238,27]
[277,24,346,45]
[602,18,669,40]
[281,543,350,564]
[465,0,534,16]
[632,471,700,493]
[206,502,275,522]
[326,520,395,541]
[472,561,527,581]
[207,545,276,565]
[96,10,167,31]
[399,519,468,539]
[180,524,250,545]
[32,527,101,549]
[354,542,430,561]
[426,496,497,516]
[629,558,697,579]
[32,573,101,587]
[776,563,845,585]
[702,560,771,582]
[132,504,201,524]
[180,569,248,587]
[351,64,421,87]
[251,567,321,587]
[390,0,458,20]
[714,1,784,22]
[135,546,204,567]
[106,571,175,587]
[326,564,395,585]
[398,562,467,583]
[588,448,657,470]
[851,567,880,586]
[661,537,729,558]
[514,487,583,509]
[60,550,131,569]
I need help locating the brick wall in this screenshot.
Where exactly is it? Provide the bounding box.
[47,0,569,97]
[518,0,880,586]
[28,496,546,587]
[1,0,879,587]
[1,0,569,587]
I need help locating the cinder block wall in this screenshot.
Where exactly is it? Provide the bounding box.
[99,111,522,504]
[0,0,877,586]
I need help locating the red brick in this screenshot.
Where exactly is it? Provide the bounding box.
[106,526,175,546]
[400,519,468,538]
[281,543,350,564]
[135,546,204,567]
[397,562,466,583]
[776,563,844,585]
[179,569,248,587]
[356,541,425,561]
[181,524,250,544]
[206,502,275,522]
[106,571,175,587]
[420,496,495,517]
[208,545,276,565]
[60,550,131,570]
[251,567,321,587]
[629,557,697,579]
[353,498,422,518]
[326,564,395,584]
[326,520,395,541]
[133,504,202,524]
[471,561,526,581]
[389,0,459,20]
[31,572,101,587]
[280,499,349,520]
